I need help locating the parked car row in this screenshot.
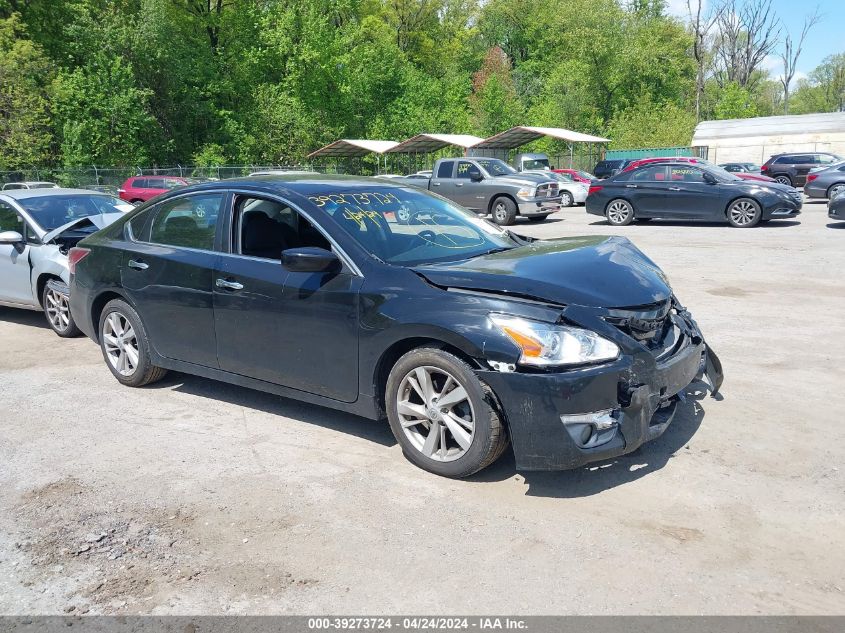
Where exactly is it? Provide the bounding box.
[0,176,724,478]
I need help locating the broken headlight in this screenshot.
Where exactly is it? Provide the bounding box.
[490,315,620,367]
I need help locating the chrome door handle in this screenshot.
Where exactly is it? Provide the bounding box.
[625,184,638,188]
[432,182,441,186]
[127,259,148,270]
[455,183,464,187]
[668,186,682,191]
[216,278,243,291]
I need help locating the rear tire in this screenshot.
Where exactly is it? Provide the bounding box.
[42,282,81,338]
[605,198,634,226]
[560,191,574,207]
[727,197,762,227]
[827,183,845,199]
[774,175,792,186]
[98,298,167,387]
[385,347,508,478]
[490,196,517,225]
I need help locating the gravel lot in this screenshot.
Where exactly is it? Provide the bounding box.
[1,199,843,616]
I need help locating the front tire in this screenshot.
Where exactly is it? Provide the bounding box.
[43,282,80,337]
[490,196,517,225]
[605,198,634,226]
[98,299,167,387]
[727,197,762,227]
[385,347,508,478]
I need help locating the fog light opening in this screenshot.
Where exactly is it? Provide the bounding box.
[560,409,619,449]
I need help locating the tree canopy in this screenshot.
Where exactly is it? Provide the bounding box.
[0,0,841,170]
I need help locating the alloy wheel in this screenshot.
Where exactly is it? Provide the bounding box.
[102,312,140,377]
[561,191,573,207]
[44,287,71,332]
[829,184,845,199]
[396,366,475,462]
[493,202,507,223]
[606,200,632,224]
[729,199,757,226]
[775,176,791,186]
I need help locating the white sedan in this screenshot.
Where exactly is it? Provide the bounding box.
[0,189,132,336]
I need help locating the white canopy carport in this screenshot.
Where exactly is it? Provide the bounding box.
[306,139,399,160]
[472,126,609,149]
[385,133,484,154]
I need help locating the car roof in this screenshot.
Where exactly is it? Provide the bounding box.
[0,187,115,200]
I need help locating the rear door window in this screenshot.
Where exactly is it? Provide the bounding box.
[436,161,455,179]
[632,165,668,181]
[149,193,224,250]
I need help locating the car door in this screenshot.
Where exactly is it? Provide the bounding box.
[622,165,669,216]
[430,160,458,204]
[144,177,167,201]
[213,192,362,402]
[453,160,486,211]
[120,191,226,368]
[0,201,36,306]
[791,155,816,186]
[661,166,724,220]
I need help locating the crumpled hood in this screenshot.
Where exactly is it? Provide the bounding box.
[413,236,672,308]
[41,212,124,243]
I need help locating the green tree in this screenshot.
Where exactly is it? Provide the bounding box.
[607,100,697,148]
[0,14,53,170]
[713,81,759,119]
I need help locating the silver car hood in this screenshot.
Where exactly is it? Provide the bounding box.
[41,213,123,243]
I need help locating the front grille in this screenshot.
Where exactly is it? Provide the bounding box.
[604,300,675,353]
[537,182,559,198]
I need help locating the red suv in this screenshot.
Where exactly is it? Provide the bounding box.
[623,157,776,183]
[118,176,190,204]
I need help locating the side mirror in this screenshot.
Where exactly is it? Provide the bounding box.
[282,247,341,273]
[703,172,717,184]
[0,230,24,245]
[469,170,483,182]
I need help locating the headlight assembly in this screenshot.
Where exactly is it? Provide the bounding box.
[516,187,536,199]
[490,315,620,367]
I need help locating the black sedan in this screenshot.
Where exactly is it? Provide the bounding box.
[586,162,802,227]
[68,176,723,477]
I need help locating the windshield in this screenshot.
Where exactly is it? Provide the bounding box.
[521,159,550,170]
[19,194,132,231]
[307,187,518,266]
[475,159,517,176]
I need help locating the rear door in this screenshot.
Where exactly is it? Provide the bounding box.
[453,160,485,211]
[622,165,669,216]
[120,191,226,368]
[663,165,723,219]
[792,155,816,186]
[212,192,362,402]
[430,160,457,202]
[0,201,35,306]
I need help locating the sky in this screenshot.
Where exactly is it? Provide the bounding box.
[664,0,843,84]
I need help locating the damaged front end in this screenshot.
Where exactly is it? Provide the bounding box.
[476,296,724,471]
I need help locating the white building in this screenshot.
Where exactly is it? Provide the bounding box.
[692,112,845,164]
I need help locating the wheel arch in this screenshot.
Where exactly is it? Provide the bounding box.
[90,289,134,343]
[487,193,519,215]
[827,182,845,197]
[373,335,483,420]
[34,272,64,309]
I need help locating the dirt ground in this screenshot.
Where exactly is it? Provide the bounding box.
[1,199,843,616]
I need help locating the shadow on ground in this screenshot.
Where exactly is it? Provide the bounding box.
[589,219,801,228]
[468,382,713,498]
[827,222,845,229]
[152,371,397,448]
[0,307,48,329]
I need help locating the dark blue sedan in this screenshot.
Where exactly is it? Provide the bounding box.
[586,162,802,227]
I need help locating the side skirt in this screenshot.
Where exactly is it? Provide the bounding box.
[152,355,381,421]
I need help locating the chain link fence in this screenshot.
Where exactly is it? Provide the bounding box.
[0,165,311,189]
